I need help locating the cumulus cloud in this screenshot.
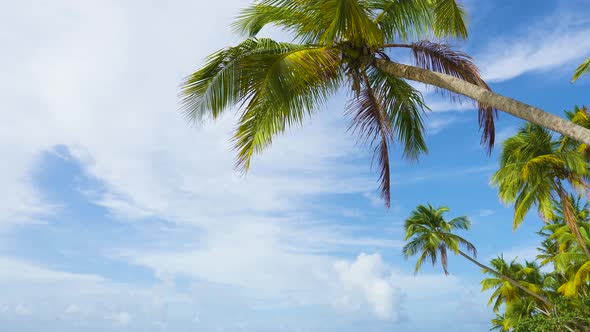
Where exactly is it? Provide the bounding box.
[334,253,399,320]
[0,0,503,330]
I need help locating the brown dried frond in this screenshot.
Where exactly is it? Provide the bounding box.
[347,72,393,206]
[410,41,498,153]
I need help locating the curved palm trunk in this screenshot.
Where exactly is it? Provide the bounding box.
[374,59,590,145]
[457,250,553,309]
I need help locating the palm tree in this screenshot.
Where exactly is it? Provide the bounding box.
[403,204,552,308]
[535,196,590,298]
[181,0,590,206]
[492,124,590,257]
[572,57,590,82]
[481,257,545,312]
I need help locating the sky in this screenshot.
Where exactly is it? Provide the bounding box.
[1,0,590,331]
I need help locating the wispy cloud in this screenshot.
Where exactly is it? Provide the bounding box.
[478,13,590,82]
[426,115,458,135]
[477,209,496,217]
[0,256,104,283]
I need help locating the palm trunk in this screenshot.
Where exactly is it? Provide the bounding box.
[374,59,590,145]
[457,250,553,309]
[556,185,590,257]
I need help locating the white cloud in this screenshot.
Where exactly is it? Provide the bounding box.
[0,0,501,330]
[0,257,104,283]
[478,13,590,82]
[108,312,131,326]
[334,253,399,320]
[65,304,81,314]
[426,115,458,135]
[477,209,496,217]
[14,304,32,316]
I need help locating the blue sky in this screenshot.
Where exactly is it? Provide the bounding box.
[2,0,590,331]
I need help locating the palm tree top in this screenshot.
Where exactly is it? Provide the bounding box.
[181,0,497,207]
[492,123,589,229]
[403,204,476,275]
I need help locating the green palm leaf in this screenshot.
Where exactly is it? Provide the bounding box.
[572,56,590,82]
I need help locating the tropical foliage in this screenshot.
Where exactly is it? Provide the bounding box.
[400,107,590,331]
[182,1,590,329]
[182,0,590,208]
[181,0,498,207]
[491,118,590,256]
[483,106,590,331]
[403,204,552,307]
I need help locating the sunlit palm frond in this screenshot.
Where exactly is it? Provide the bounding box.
[431,0,468,39]
[320,0,384,47]
[572,56,590,82]
[369,0,433,42]
[228,43,341,170]
[557,259,590,296]
[181,38,272,121]
[232,0,325,43]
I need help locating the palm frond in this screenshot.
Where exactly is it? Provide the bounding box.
[369,0,433,42]
[232,0,325,43]
[406,41,497,152]
[448,216,471,231]
[182,38,342,171]
[320,0,384,47]
[347,71,393,205]
[431,0,468,39]
[572,56,590,82]
[181,38,272,121]
[369,67,428,160]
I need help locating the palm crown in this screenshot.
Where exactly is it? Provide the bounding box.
[492,123,590,257]
[402,204,476,274]
[180,0,497,206]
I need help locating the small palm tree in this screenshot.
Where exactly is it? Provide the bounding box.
[403,204,552,308]
[402,204,475,275]
[492,123,590,257]
[181,0,590,206]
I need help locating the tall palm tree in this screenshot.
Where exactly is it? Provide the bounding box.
[403,204,552,308]
[181,0,590,206]
[492,123,590,257]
